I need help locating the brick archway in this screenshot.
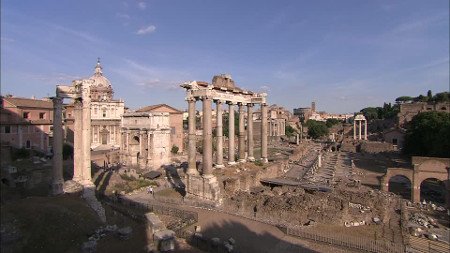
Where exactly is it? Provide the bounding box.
[382,157,450,207]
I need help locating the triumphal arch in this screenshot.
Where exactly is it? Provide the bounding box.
[381,156,450,207]
[181,74,268,203]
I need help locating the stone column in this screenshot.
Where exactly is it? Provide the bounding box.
[73,99,83,182]
[147,131,153,167]
[238,103,246,162]
[202,96,213,176]
[358,120,362,140]
[125,131,130,164]
[247,104,254,161]
[353,120,356,140]
[139,130,145,167]
[215,100,224,168]
[261,103,268,163]
[81,84,92,184]
[187,98,198,175]
[52,97,64,195]
[228,102,236,164]
[364,120,368,140]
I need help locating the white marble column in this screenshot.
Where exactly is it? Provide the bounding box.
[353,120,356,140]
[202,96,213,176]
[125,131,130,164]
[139,130,145,167]
[238,103,246,162]
[358,120,362,140]
[228,102,236,165]
[52,97,64,195]
[73,99,83,182]
[247,104,254,161]
[81,84,92,184]
[364,120,368,140]
[215,100,224,168]
[261,103,268,163]
[187,98,198,175]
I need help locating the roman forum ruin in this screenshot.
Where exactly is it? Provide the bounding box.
[353,114,368,140]
[52,79,93,194]
[180,74,268,202]
[120,111,171,169]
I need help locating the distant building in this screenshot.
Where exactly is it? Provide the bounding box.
[121,112,171,169]
[136,104,184,153]
[383,128,405,150]
[64,60,125,149]
[398,102,449,127]
[0,96,54,153]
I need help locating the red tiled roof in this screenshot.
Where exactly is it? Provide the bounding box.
[2,97,53,109]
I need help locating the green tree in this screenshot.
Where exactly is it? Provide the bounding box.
[427,90,432,100]
[403,111,450,158]
[285,125,297,137]
[395,96,413,104]
[432,92,449,102]
[306,120,329,139]
[325,118,340,128]
[360,107,379,121]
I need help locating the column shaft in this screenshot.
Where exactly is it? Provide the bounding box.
[52,97,64,195]
[364,120,368,140]
[215,101,224,167]
[81,85,92,183]
[238,103,246,162]
[247,104,254,161]
[73,100,83,181]
[353,121,356,140]
[228,103,235,164]
[187,99,198,174]
[358,120,362,140]
[202,96,213,175]
[261,104,268,163]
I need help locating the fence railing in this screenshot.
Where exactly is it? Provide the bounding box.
[286,226,405,253]
[408,236,450,253]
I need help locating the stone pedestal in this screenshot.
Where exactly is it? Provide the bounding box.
[186,174,222,205]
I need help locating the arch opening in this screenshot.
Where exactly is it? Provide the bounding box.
[420,178,446,205]
[388,175,411,200]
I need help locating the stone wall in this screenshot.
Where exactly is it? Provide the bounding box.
[360,141,394,154]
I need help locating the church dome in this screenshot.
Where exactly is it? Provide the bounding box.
[89,59,114,101]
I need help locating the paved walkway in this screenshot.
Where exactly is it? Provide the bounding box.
[125,192,358,253]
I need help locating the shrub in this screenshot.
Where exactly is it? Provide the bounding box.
[171,145,179,154]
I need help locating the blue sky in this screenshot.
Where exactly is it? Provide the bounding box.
[1,0,448,113]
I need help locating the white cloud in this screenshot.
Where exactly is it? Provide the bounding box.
[116,13,131,20]
[138,1,147,10]
[136,25,156,35]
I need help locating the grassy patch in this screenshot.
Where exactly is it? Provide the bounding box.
[1,196,101,252]
[111,178,156,193]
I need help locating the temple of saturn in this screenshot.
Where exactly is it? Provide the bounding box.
[353,114,368,140]
[180,74,268,202]
[52,79,94,195]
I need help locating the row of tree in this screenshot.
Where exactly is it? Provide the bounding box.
[395,90,449,104]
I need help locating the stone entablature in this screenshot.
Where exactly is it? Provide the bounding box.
[120,112,171,169]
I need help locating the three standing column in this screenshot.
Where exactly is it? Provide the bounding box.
[52,97,64,195]
[187,98,198,175]
[228,102,236,164]
[261,103,268,163]
[358,120,362,140]
[215,100,224,168]
[247,104,254,161]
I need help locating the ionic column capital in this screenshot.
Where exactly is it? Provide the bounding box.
[227,101,237,105]
[186,96,197,102]
[247,103,254,108]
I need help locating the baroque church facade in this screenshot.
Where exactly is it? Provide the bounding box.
[64,60,125,149]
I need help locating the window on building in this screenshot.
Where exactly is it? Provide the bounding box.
[103,109,106,118]
[39,112,45,119]
[23,112,30,119]
[94,108,98,115]
[392,138,398,146]
[5,126,11,133]
[26,140,31,149]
